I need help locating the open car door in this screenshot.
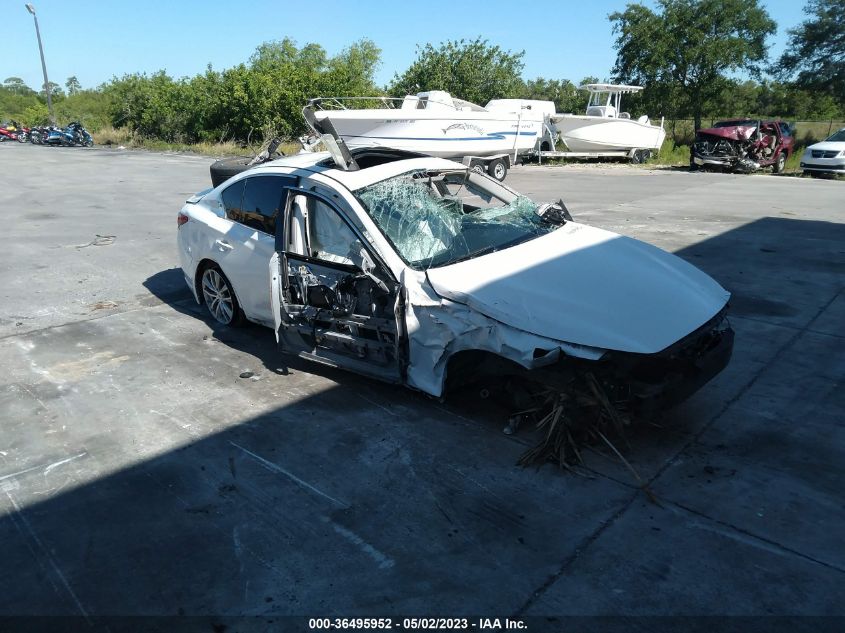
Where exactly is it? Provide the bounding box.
[270,189,405,384]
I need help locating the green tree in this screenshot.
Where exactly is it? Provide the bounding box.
[65,76,82,96]
[521,78,583,114]
[609,0,776,130]
[320,39,381,96]
[777,0,845,104]
[102,38,383,143]
[3,77,33,95]
[41,81,65,101]
[389,38,524,105]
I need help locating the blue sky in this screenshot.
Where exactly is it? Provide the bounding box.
[3,0,807,92]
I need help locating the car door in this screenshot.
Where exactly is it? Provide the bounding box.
[269,187,404,383]
[777,121,794,154]
[213,174,296,325]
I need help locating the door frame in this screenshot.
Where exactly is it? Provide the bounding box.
[270,186,406,383]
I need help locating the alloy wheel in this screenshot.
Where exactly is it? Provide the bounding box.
[201,268,235,324]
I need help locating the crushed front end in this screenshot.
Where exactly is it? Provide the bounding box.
[510,310,734,467]
[691,121,785,173]
[691,134,757,171]
[598,309,734,417]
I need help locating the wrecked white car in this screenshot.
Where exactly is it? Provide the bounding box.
[178,148,733,451]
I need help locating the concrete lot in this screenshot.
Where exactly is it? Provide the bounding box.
[1,143,843,621]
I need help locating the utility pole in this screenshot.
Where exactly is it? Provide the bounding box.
[25,3,55,125]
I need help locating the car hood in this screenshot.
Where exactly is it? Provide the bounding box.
[805,141,845,153]
[425,223,730,354]
[696,126,754,141]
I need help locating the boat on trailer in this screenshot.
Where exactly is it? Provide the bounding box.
[542,84,666,158]
[306,91,548,160]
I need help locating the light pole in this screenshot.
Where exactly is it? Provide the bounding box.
[25,3,55,125]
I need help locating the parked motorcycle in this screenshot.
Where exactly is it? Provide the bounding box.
[43,122,94,147]
[29,125,57,145]
[0,121,29,143]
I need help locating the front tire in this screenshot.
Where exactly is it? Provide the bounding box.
[772,152,786,174]
[200,265,243,327]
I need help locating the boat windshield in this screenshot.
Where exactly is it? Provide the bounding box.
[452,98,488,112]
[356,170,562,270]
[588,92,609,107]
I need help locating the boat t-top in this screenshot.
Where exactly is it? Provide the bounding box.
[546,83,666,156]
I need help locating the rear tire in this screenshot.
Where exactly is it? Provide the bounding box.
[199,264,244,327]
[210,156,254,187]
[487,158,508,181]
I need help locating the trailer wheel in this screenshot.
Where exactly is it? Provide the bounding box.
[632,149,651,164]
[488,158,508,181]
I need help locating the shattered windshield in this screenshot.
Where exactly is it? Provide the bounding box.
[356,170,562,270]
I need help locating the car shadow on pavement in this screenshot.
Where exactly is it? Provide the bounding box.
[141,268,455,401]
[140,268,518,443]
[142,267,195,305]
[142,215,845,458]
[1,217,843,620]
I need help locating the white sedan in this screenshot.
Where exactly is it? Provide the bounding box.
[177,149,733,414]
[800,128,845,176]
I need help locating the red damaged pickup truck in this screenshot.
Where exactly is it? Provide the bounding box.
[690,119,795,173]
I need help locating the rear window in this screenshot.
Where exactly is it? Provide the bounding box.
[221,176,286,234]
[221,180,245,218]
[242,176,286,233]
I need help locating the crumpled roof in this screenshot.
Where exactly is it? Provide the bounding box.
[696,125,755,141]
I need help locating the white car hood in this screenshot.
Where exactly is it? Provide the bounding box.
[425,223,730,354]
[805,141,845,153]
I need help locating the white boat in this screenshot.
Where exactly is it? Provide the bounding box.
[548,84,666,153]
[308,91,547,159]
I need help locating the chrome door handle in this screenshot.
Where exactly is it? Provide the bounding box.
[215,239,233,251]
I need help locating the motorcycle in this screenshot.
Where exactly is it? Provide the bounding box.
[29,125,56,145]
[0,121,29,143]
[43,122,94,147]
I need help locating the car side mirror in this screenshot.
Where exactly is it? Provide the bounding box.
[537,199,572,224]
